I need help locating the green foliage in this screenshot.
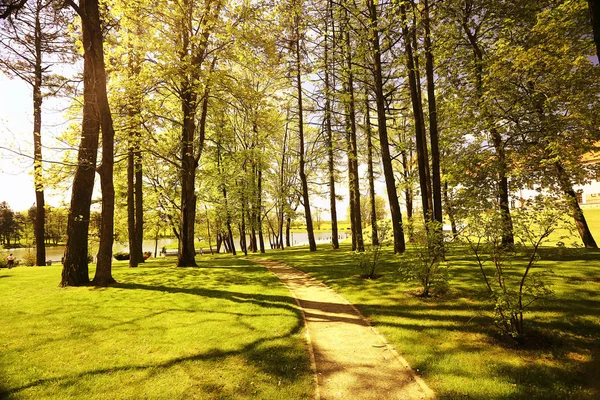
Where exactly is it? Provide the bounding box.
[354,221,390,279]
[464,197,572,343]
[398,220,449,297]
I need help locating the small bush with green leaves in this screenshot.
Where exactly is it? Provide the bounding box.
[464,196,572,343]
[354,221,391,279]
[398,220,449,297]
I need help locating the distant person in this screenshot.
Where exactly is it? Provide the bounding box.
[7,253,15,269]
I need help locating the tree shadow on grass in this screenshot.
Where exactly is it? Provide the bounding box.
[0,328,312,398]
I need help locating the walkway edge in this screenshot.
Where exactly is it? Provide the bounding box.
[254,258,436,400]
[255,259,320,400]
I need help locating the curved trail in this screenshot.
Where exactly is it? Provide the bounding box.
[256,259,435,400]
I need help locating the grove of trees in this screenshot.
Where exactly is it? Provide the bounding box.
[1,0,598,288]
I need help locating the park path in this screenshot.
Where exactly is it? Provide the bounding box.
[255,259,436,400]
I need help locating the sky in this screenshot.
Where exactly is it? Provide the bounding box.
[0,72,70,212]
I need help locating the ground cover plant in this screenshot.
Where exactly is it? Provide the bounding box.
[0,257,313,399]
[252,243,600,399]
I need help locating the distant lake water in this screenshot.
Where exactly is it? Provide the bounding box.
[1,231,351,263]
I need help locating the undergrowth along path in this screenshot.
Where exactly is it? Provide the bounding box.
[256,259,435,400]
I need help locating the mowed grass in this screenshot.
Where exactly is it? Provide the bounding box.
[0,257,314,399]
[251,244,600,400]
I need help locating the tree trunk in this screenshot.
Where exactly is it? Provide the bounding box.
[342,6,364,252]
[589,0,600,60]
[33,4,45,267]
[365,89,379,246]
[286,216,291,247]
[491,130,515,247]
[257,165,265,253]
[79,0,116,287]
[368,0,405,252]
[127,131,138,267]
[401,2,432,223]
[423,0,443,228]
[555,162,597,248]
[326,0,339,250]
[295,15,317,252]
[61,0,105,287]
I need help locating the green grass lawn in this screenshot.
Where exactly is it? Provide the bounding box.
[250,244,600,400]
[0,257,314,399]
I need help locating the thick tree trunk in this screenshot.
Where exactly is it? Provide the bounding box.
[368,0,405,252]
[61,0,105,287]
[178,80,198,267]
[33,5,45,267]
[365,91,379,246]
[295,17,317,252]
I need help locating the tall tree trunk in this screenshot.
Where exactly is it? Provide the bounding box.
[84,0,116,287]
[257,164,265,253]
[33,3,45,267]
[134,139,143,262]
[240,196,248,256]
[61,0,104,287]
[127,126,138,267]
[325,0,339,249]
[295,15,317,252]
[365,90,379,246]
[342,6,364,252]
[401,2,432,223]
[368,0,405,253]
[423,0,443,228]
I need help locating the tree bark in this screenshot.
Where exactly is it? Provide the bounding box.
[33,3,45,267]
[325,0,339,249]
[369,0,405,252]
[555,162,597,248]
[401,2,432,223]
[423,0,443,228]
[61,0,105,287]
[257,164,265,253]
[342,6,364,252]
[589,0,600,60]
[295,15,317,252]
[365,90,379,246]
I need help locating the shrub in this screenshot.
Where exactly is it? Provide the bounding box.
[22,250,36,266]
[464,196,571,343]
[113,252,130,261]
[354,221,391,279]
[398,220,449,297]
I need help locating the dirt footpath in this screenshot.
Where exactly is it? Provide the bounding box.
[256,260,436,400]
